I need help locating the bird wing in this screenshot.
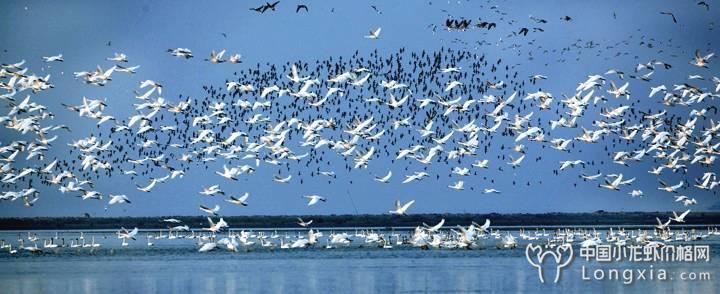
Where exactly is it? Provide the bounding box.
[433,219,445,230]
[611,175,623,187]
[671,181,684,190]
[291,64,299,80]
[139,80,154,89]
[679,209,691,219]
[308,197,318,205]
[401,200,415,211]
[481,218,491,230]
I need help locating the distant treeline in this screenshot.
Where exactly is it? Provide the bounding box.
[1,211,720,230]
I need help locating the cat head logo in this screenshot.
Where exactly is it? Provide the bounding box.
[525,243,574,283]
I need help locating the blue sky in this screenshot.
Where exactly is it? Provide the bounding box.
[0,0,719,217]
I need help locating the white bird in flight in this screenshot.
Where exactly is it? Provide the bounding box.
[108,194,131,205]
[117,227,139,242]
[199,204,220,216]
[107,53,128,62]
[448,181,464,190]
[274,174,292,183]
[374,171,392,183]
[226,193,249,206]
[297,217,313,227]
[303,195,327,206]
[389,199,415,215]
[42,54,63,62]
[206,49,226,64]
[136,178,160,192]
[424,219,445,232]
[669,210,691,223]
[365,27,382,39]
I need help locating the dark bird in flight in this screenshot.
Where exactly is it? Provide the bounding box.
[459,19,470,30]
[250,5,265,13]
[529,16,547,23]
[561,16,572,22]
[296,4,308,13]
[250,1,279,13]
[370,5,382,14]
[519,27,529,36]
[660,12,677,23]
[221,33,227,38]
[477,20,497,30]
[265,1,279,11]
[445,18,471,30]
[697,1,709,11]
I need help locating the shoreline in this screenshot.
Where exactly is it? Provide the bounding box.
[2,211,719,230]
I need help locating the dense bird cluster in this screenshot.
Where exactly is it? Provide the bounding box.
[5,219,720,253]
[2,45,718,223]
[0,1,719,251]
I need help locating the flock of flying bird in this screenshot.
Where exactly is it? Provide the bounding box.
[1,2,720,252]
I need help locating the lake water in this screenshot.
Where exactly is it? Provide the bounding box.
[1,229,718,293]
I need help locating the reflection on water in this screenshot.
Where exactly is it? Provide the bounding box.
[1,256,527,293]
[3,250,719,293]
